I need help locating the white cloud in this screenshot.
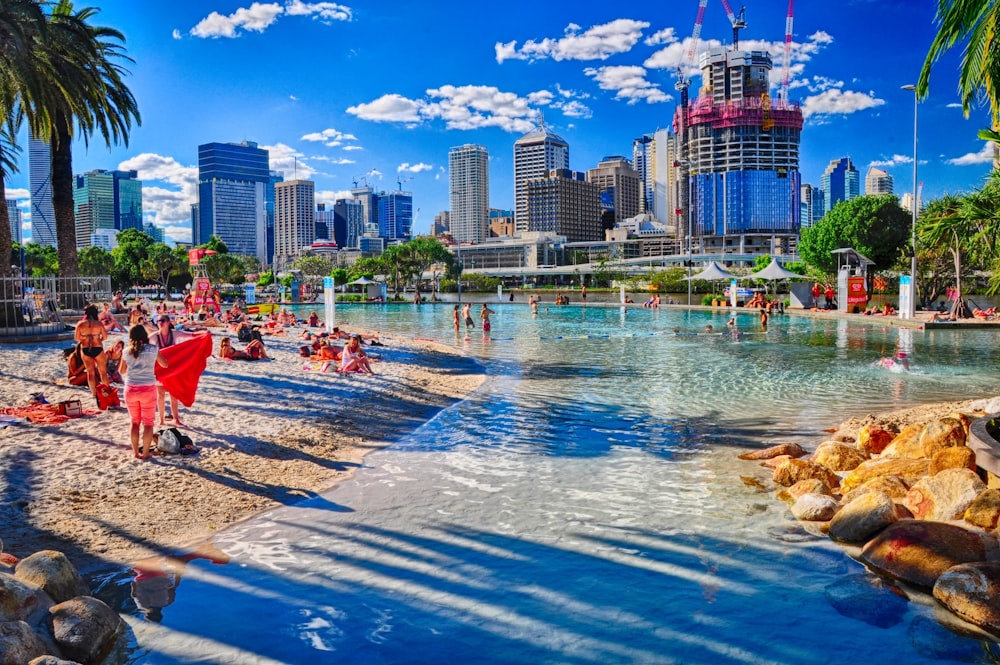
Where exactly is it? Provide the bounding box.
[5,187,29,200]
[312,155,356,165]
[300,127,359,147]
[584,65,670,104]
[947,141,998,166]
[171,29,182,40]
[117,154,197,240]
[553,100,592,118]
[946,102,963,109]
[315,189,356,206]
[263,142,316,180]
[870,154,913,168]
[342,145,364,151]
[190,1,350,39]
[397,162,433,173]
[644,27,677,47]
[496,19,650,63]
[801,89,885,119]
[289,94,299,101]
[346,93,423,123]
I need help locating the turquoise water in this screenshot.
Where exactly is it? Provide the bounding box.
[102,304,1000,664]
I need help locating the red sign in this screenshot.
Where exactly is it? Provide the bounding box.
[847,276,867,305]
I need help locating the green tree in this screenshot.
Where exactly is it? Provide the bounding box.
[36,1,140,278]
[330,267,349,285]
[381,244,419,294]
[290,255,335,279]
[201,252,245,285]
[110,227,155,288]
[349,256,383,281]
[256,270,274,287]
[78,244,113,276]
[24,242,58,276]
[919,0,1000,152]
[798,195,911,273]
[140,243,185,296]
[202,235,229,254]
[406,237,453,297]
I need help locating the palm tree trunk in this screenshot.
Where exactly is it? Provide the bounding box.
[50,117,78,279]
[0,174,12,279]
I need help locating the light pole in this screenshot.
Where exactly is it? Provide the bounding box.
[901,84,919,318]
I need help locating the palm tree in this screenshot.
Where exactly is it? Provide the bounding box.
[0,0,47,281]
[30,0,140,279]
[920,194,974,318]
[918,0,1000,166]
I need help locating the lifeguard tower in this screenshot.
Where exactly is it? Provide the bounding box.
[187,248,216,311]
[832,248,874,313]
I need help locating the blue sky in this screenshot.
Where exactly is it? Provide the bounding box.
[6,0,997,244]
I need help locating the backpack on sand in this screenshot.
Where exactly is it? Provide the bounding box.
[96,383,120,410]
[156,427,195,455]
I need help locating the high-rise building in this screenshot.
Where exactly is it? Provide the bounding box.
[526,169,602,243]
[378,189,413,241]
[91,228,118,250]
[316,203,334,241]
[513,127,569,233]
[676,46,803,253]
[350,185,377,237]
[820,157,860,214]
[73,169,143,247]
[274,180,315,268]
[432,211,450,237]
[334,198,365,249]
[865,166,893,195]
[196,141,270,263]
[29,135,56,247]
[143,223,164,243]
[449,144,489,244]
[6,199,22,244]
[632,134,654,214]
[651,129,678,230]
[586,157,641,228]
[489,209,515,237]
[266,170,283,265]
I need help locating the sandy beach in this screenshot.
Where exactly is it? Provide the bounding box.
[0,323,485,574]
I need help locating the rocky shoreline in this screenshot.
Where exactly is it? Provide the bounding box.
[740,395,1000,639]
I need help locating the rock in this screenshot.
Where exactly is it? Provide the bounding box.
[14,552,88,605]
[760,455,791,470]
[840,475,910,504]
[966,488,1000,530]
[929,446,977,475]
[824,574,909,628]
[0,553,19,567]
[856,425,896,455]
[777,478,833,503]
[0,573,54,625]
[840,456,929,494]
[49,596,121,665]
[828,491,900,544]
[903,468,986,521]
[790,493,840,521]
[811,441,869,472]
[934,562,1000,636]
[0,621,49,665]
[880,423,925,459]
[28,658,79,665]
[919,417,968,458]
[950,411,973,436]
[860,521,988,590]
[772,458,840,489]
[739,442,808,460]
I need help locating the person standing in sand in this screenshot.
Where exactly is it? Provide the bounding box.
[74,305,111,403]
[120,325,168,459]
[151,314,207,426]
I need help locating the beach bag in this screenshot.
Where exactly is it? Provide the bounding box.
[96,384,120,410]
[238,325,252,343]
[157,427,195,455]
[58,399,83,418]
[250,328,264,343]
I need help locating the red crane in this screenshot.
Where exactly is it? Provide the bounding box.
[718,0,747,49]
[781,0,795,103]
[675,0,709,109]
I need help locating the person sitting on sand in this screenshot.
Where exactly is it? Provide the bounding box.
[278,309,297,326]
[195,305,223,327]
[106,340,125,383]
[340,335,374,374]
[307,311,320,327]
[312,339,342,362]
[99,303,126,333]
[64,344,89,387]
[128,303,148,328]
[218,336,267,361]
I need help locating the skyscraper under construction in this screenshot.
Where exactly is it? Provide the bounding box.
[674,45,803,257]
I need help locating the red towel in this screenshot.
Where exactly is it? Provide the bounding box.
[155,334,213,407]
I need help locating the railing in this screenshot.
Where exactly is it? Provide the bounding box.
[0,275,112,340]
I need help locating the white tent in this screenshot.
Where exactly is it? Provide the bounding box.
[686,261,738,281]
[749,258,807,281]
[348,277,377,285]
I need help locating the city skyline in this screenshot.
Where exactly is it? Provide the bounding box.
[4,0,997,245]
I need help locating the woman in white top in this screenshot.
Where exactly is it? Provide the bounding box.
[121,325,168,459]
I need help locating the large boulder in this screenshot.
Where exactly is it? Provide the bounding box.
[860,521,989,590]
[0,621,49,665]
[934,562,1000,636]
[840,475,910,504]
[856,425,896,455]
[49,596,121,665]
[965,488,1000,530]
[824,574,909,628]
[738,442,808,460]
[772,458,840,489]
[14,552,88,606]
[811,441,869,472]
[919,417,968,458]
[0,574,54,625]
[903,468,986,521]
[840,457,929,494]
[828,491,900,544]
[28,658,79,665]
[777,478,833,503]
[929,446,977,475]
[880,423,926,459]
[790,493,840,521]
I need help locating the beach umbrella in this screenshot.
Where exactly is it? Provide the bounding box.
[348,277,376,285]
[749,258,806,281]
[685,261,738,281]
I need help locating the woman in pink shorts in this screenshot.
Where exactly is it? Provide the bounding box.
[120,325,168,459]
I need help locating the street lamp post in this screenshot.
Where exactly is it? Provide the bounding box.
[902,84,919,318]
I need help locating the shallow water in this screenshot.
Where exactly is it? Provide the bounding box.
[98,305,1000,664]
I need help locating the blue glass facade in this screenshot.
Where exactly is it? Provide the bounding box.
[73,169,143,247]
[197,141,270,260]
[820,157,860,215]
[691,170,801,235]
[377,191,413,241]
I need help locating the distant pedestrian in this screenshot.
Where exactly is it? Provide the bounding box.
[581,285,587,303]
[480,303,495,335]
[453,305,460,332]
[462,303,475,329]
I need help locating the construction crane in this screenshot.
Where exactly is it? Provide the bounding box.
[352,169,374,188]
[674,0,709,110]
[780,0,795,103]
[718,0,747,50]
[397,175,413,191]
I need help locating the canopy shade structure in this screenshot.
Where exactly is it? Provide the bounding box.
[686,261,739,281]
[749,258,807,281]
[348,277,377,285]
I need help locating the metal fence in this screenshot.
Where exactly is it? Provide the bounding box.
[0,275,112,340]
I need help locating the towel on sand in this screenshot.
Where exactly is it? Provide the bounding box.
[155,334,213,407]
